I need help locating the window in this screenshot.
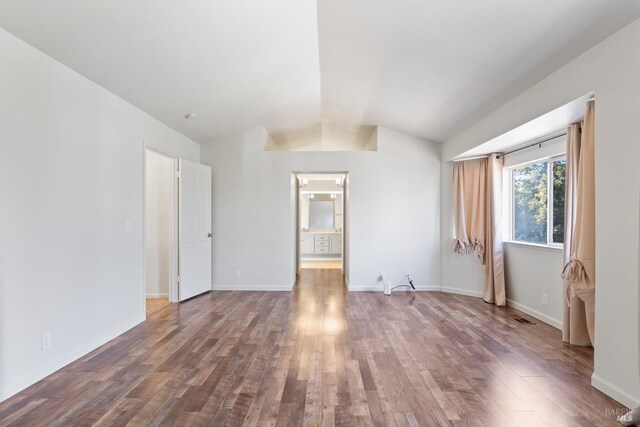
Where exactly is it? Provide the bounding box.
[551,159,566,243]
[510,156,566,246]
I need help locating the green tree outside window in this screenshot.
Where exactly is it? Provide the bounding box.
[512,158,565,245]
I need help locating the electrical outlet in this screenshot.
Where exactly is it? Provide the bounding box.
[405,271,412,279]
[42,333,51,350]
[125,220,132,232]
[379,272,385,281]
[542,293,549,306]
[234,270,241,279]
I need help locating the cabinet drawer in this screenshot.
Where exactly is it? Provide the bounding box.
[315,246,329,254]
[315,240,329,247]
[314,235,330,242]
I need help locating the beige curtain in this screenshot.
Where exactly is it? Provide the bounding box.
[485,154,506,305]
[562,124,590,345]
[453,154,506,306]
[562,101,596,345]
[453,158,487,257]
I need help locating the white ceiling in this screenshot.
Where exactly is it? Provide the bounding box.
[317,0,640,142]
[0,0,322,143]
[1,1,639,145]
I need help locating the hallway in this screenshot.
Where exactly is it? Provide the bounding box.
[0,270,623,426]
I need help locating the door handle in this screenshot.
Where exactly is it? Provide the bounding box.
[208,233,212,238]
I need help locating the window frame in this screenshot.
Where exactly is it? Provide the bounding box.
[546,155,566,247]
[506,154,566,248]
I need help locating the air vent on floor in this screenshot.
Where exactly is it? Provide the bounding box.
[513,316,536,325]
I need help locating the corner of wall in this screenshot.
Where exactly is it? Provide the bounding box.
[592,373,640,409]
[364,127,378,151]
[0,315,144,403]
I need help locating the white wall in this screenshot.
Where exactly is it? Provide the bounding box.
[0,28,199,402]
[334,193,343,230]
[300,193,310,229]
[503,244,563,328]
[201,126,441,291]
[145,150,174,298]
[441,17,640,407]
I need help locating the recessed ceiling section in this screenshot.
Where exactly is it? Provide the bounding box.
[267,121,377,151]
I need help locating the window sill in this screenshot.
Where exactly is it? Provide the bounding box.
[502,240,563,252]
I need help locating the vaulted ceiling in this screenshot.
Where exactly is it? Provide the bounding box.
[1,1,639,145]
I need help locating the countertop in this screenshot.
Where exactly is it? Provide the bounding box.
[301,230,342,234]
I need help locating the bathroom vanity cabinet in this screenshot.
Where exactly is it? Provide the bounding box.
[300,232,342,256]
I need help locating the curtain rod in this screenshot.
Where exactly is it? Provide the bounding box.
[496,132,567,159]
[453,132,567,162]
[452,155,488,162]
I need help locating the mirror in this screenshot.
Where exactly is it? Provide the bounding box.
[309,200,334,229]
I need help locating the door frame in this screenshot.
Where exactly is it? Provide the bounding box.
[293,171,349,281]
[294,175,301,275]
[143,145,180,318]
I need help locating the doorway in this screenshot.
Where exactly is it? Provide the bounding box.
[144,148,177,315]
[144,151,212,316]
[296,173,347,272]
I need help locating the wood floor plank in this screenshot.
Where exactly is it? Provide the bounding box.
[0,269,626,426]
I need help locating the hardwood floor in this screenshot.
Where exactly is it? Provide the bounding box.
[300,260,343,269]
[0,270,626,426]
[146,297,170,315]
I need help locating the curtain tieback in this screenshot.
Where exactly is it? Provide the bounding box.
[454,239,485,257]
[562,257,586,306]
[562,256,585,282]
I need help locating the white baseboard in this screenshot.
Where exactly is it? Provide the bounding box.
[145,293,169,298]
[440,287,562,330]
[348,284,441,292]
[211,283,293,291]
[440,286,484,298]
[506,298,562,330]
[348,285,381,292]
[592,373,640,409]
[0,315,145,403]
[414,286,442,291]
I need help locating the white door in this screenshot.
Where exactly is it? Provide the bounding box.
[178,159,212,301]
